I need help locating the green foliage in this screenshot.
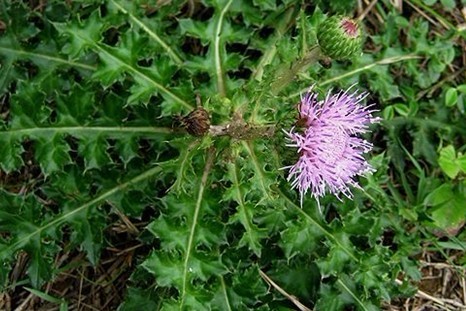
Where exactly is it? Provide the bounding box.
[438,145,466,179]
[424,182,466,230]
[1,0,465,310]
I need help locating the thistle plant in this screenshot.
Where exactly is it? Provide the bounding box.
[1,1,461,311]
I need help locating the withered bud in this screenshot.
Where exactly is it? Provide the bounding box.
[319,57,332,69]
[181,107,211,136]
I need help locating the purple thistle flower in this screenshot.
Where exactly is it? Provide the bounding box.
[284,85,380,207]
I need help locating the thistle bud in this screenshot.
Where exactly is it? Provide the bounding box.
[317,16,362,60]
[181,107,210,136]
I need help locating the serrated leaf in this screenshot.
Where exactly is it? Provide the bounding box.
[143,252,183,288]
[279,218,323,258]
[115,135,139,166]
[26,242,53,287]
[224,161,267,256]
[0,133,24,172]
[147,216,189,252]
[10,82,51,129]
[178,0,251,97]
[0,191,52,287]
[143,150,229,309]
[54,11,192,111]
[92,30,146,86]
[270,262,320,302]
[241,141,277,203]
[119,287,160,311]
[69,208,104,265]
[317,245,353,276]
[35,135,72,176]
[107,0,184,65]
[0,166,162,288]
[53,11,104,59]
[164,140,200,194]
[56,84,96,126]
[78,135,111,170]
[212,266,268,310]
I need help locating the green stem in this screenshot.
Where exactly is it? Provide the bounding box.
[287,54,421,100]
[271,45,321,95]
[252,5,298,81]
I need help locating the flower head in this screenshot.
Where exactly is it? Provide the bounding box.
[284,86,379,207]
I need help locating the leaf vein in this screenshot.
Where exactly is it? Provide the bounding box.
[180,148,216,309]
[0,46,96,70]
[214,0,233,97]
[109,0,183,65]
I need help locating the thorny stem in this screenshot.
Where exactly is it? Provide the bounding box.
[208,112,274,140]
[270,45,322,95]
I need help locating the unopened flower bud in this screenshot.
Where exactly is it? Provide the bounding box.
[317,16,362,60]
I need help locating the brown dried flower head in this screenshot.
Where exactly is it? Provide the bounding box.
[181,107,211,136]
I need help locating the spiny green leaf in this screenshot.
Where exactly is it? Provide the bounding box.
[0,191,53,287]
[212,267,268,310]
[27,248,54,288]
[163,139,200,194]
[279,218,324,258]
[178,0,250,97]
[147,216,189,252]
[35,135,72,176]
[224,160,267,256]
[67,203,104,265]
[241,141,278,203]
[10,82,51,129]
[0,166,163,289]
[78,135,112,170]
[269,262,321,302]
[53,11,104,59]
[114,135,139,166]
[107,0,184,65]
[143,252,184,288]
[0,133,24,172]
[55,85,96,126]
[118,287,160,311]
[54,11,193,111]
